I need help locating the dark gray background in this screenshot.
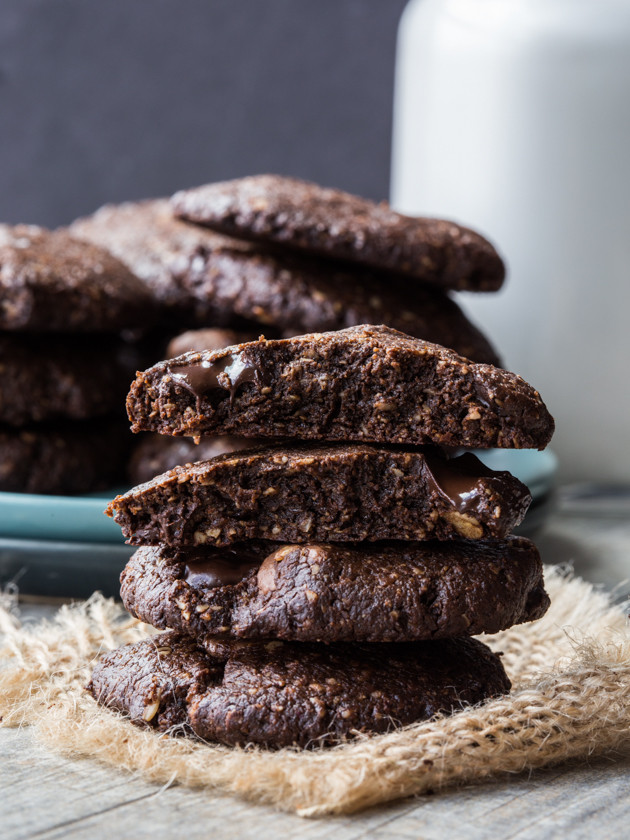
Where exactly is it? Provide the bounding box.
[0,0,408,227]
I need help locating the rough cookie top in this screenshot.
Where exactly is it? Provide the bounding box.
[72,198,500,362]
[120,537,549,644]
[180,244,501,363]
[0,224,156,332]
[70,199,235,320]
[87,631,511,748]
[171,174,505,292]
[127,325,554,450]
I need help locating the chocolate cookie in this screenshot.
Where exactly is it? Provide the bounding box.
[71,201,499,363]
[171,175,505,292]
[0,224,156,332]
[166,328,259,359]
[0,334,140,426]
[107,445,531,546]
[127,325,554,450]
[121,537,548,643]
[128,434,267,485]
[179,243,501,364]
[0,419,130,494]
[87,632,511,747]
[70,199,230,322]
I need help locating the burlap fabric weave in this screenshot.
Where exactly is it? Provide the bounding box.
[1,566,629,817]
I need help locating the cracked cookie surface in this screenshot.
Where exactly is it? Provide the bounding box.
[120,537,549,643]
[87,631,511,747]
[171,174,505,292]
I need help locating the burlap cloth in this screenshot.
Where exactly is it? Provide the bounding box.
[1,566,629,817]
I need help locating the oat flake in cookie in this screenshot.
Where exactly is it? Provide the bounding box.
[107,444,531,547]
[127,325,554,449]
[0,224,156,332]
[86,632,511,748]
[120,537,549,644]
[171,174,505,292]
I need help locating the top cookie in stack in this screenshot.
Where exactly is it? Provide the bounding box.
[125,324,552,450]
[71,176,505,365]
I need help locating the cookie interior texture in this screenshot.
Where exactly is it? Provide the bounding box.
[126,325,553,448]
[107,445,532,547]
[120,537,549,643]
[87,632,511,748]
[171,174,505,292]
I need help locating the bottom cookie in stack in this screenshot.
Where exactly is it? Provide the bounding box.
[88,633,511,748]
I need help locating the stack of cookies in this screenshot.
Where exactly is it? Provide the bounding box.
[89,324,554,748]
[0,224,157,494]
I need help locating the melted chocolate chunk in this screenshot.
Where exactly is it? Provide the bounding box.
[184,551,262,588]
[424,451,495,514]
[170,351,267,407]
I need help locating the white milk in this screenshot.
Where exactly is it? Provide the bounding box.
[392,0,630,481]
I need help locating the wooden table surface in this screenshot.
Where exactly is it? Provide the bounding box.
[3,494,630,840]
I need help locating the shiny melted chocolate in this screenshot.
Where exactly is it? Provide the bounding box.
[423,451,494,514]
[170,351,267,406]
[184,552,261,589]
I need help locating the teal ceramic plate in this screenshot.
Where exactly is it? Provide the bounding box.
[0,450,557,598]
[0,449,558,545]
[0,487,128,544]
[474,448,558,500]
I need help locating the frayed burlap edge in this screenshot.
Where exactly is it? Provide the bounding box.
[1,566,630,817]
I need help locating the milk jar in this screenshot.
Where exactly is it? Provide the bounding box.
[391,0,630,481]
